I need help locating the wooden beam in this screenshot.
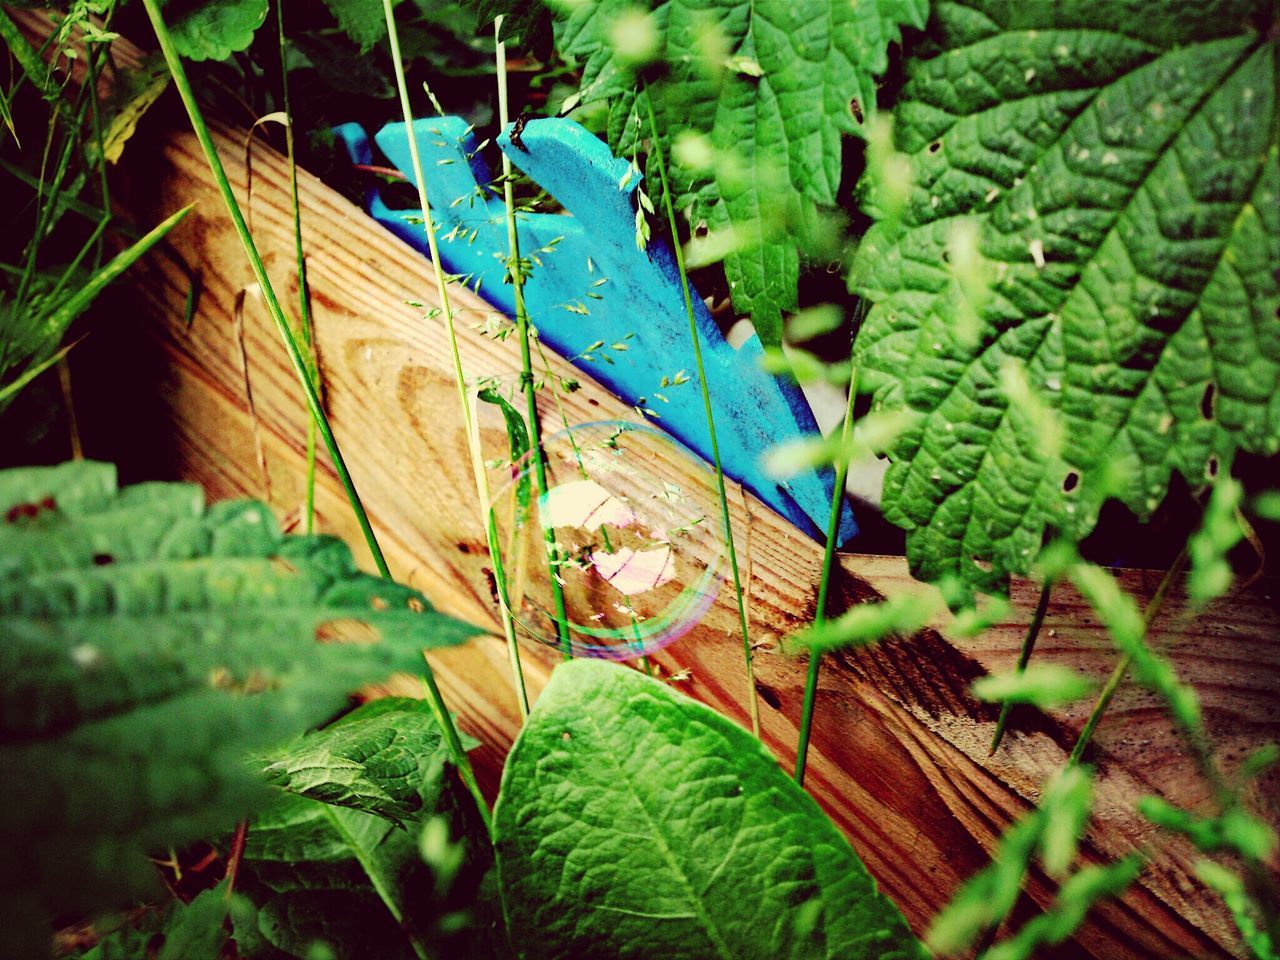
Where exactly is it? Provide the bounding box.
[30,12,1273,953]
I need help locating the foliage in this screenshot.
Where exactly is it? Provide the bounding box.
[237,699,502,960]
[547,0,928,346]
[493,659,925,960]
[0,3,187,417]
[0,461,478,955]
[926,765,1097,954]
[162,0,268,61]
[851,0,1280,592]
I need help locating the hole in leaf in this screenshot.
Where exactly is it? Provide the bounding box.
[407,597,426,613]
[929,141,941,153]
[972,556,994,573]
[370,596,389,611]
[1207,455,1219,479]
[561,731,571,742]
[315,619,383,645]
[92,553,115,566]
[1062,472,1079,493]
[693,220,709,239]
[1201,382,1216,420]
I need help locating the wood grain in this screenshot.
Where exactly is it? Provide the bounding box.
[24,11,1276,954]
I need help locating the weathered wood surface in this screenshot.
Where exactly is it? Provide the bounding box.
[25,12,1276,954]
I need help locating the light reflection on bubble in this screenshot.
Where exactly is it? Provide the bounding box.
[491,420,725,660]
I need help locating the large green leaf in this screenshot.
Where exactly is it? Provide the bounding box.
[851,0,1280,591]
[492,659,925,960]
[555,0,928,346]
[0,462,479,951]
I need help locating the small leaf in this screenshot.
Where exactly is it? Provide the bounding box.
[320,0,386,51]
[165,0,269,62]
[971,663,1093,709]
[264,698,460,826]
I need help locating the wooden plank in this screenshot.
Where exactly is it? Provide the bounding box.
[32,15,1274,953]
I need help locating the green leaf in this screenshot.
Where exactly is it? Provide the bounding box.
[927,765,1094,953]
[91,53,171,165]
[471,0,554,59]
[971,662,1093,709]
[156,883,234,960]
[264,697,462,826]
[493,659,925,960]
[1188,477,1245,608]
[0,461,479,941]
[321,0,387,51]
[165,0,269,62]
[851,1,1280,591]
[240,702,502,959]
[554,0,928,346]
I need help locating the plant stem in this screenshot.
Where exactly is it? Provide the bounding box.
[140,0,489,826]
[989,579,1054,754]
[1067,544,1190,767]
[643,91,759,736]
[494,16,572,661]
[794,363,857,784]
[276,0,319,535]
[381,0,528,720]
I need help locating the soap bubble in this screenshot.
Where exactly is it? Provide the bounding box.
[490,420,725,660]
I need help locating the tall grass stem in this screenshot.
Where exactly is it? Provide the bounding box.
[989,580,1054,754]
[276,0,320,534]
[381,0,528,719]
[794,365,857,783]
[494,16,572,662]
[643,91,759,736]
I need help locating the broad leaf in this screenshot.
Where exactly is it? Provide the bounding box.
[493,659,925,960]
[554,0,928,346]
[0,462,479,944]
[851,0,1280,591]
[164,0,269,62]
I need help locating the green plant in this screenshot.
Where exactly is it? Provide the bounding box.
[849,0,1279,595]
[7,1,1280,958]
[0,460,480,959]
[0,2,188,423]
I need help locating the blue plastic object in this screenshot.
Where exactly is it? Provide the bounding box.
[333,116,854,544]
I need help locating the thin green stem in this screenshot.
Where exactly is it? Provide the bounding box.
[794,364,857,784]
[140,0,489,827]
[643,91,759,736]
[494,16,571,662]
[989,579,1055,754]
[381,0,527,721]
[1067,544,1190,767]
[276,0,319,535]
